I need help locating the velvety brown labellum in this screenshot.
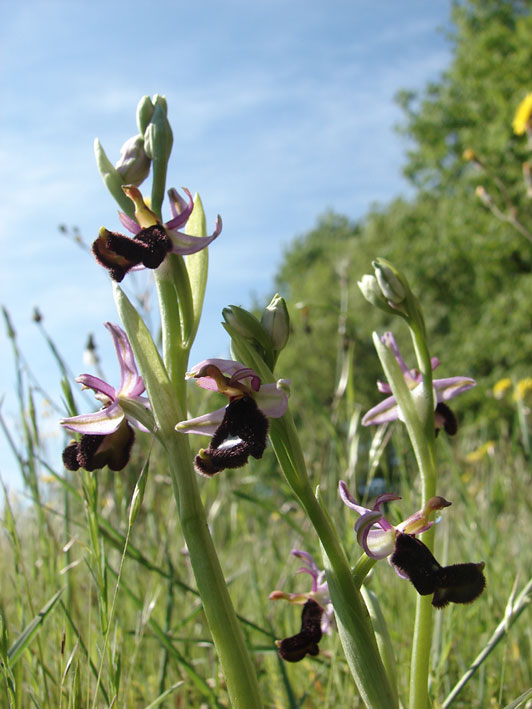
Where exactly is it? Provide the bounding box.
[435,401,458,437]
[194,396,269,476]
[62,421,135,472]
[391,533,486,609]
[277,599,323,663]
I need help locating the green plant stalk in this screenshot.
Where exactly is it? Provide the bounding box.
[114,285,263,708]
[408,322,438,709]
[153,264,188,404]
[373,327,437,709]
[227,330,396,704]
[268,414,398,709]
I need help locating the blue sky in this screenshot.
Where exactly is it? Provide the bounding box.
[0,0,452,492]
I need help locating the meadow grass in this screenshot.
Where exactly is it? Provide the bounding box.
[1,325,532,708]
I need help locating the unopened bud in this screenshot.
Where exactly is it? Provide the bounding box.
[261,294,290,351]
[222,306,269,345]
[358,274,398,315]
[475,185,492,206]
[115,134,151,186]
[144,98,173,162]
[373,259,406,304]
[136,95,155,134]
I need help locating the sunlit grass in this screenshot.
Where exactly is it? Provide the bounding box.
[1,319,532,707]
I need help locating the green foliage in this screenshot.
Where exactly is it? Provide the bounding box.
[275,0,532,448]
[2,343,532,706]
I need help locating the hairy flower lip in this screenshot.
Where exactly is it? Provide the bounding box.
[269,549,333,636]
[362,331,476,426]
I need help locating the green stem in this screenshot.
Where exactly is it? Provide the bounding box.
[373,324,439,709]
[115,284,262,708]
[164,432,263,708]
[269,414,398,708]
[407,324,437,709]
[153,265,188,403]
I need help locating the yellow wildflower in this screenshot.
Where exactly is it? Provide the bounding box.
[493,377,512,399]
[514,377,532,401]
[466,440,495,464]
[462,148,476,161]
[512,93,532,135]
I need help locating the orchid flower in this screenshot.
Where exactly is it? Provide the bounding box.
[362,331,476,431]
[269,550,333,662]
[339,480,450,561]
[176,358,289,476]
[60,322,151,471]
[340,481,486,608]
[92,185,222,282]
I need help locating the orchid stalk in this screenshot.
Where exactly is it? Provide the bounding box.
[359,258,477,709]
[222,310,398,708]
[93,96,263,708]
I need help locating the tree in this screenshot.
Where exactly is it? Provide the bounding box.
[274,0,532,457]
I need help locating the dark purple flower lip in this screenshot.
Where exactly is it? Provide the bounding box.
[93,185,223,281]
[276,599,323,663]
[193,396,269,476]
[62,419,135,472]
[92,224,172,282]
[60,323,150,472]
[391,533,486,608]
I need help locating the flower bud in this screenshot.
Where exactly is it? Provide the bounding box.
[358,274,397,315]
[115,134,151,186]
[136,95,155,134]
[222,306,272,350]
[373,259,406,304]
[144,98,173,162]
[261,294,290,351]
[475,185,492,206]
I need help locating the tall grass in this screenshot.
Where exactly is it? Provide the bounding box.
[1,309,531,708]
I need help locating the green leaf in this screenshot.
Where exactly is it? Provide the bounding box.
[93,139,134,218]
[113,284,183,433]
[184,193,209,345]
[8,588,64,667]
[143,681,184,708]
[118,397,155,433]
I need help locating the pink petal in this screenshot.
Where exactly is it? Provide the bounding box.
[255,381,289,418]
[167,215,222,255]
[434,377,476,401]
[188,358,247,379]
[339,480,370,515]
[75,374,116,401]
[118,211,141,234]
[60,401,124,435]
[361,395,399,425]
[166,187,194,228]
[175,406,226,436]
[105,322,145,397]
